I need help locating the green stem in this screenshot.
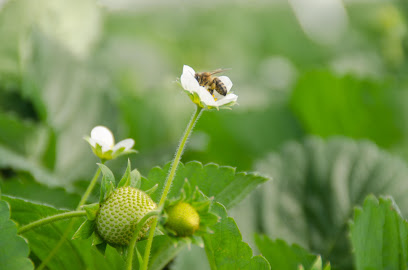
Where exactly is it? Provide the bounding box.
[160,106,203,207]
[18,210,87,234]
[37,167,102,270]
[37,221,74,270]
[77,167,102,208]
[126,211,160,270]
[141,105,203,270]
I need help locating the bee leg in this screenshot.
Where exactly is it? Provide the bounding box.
[209,91,218,101]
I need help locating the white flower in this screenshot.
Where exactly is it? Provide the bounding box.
[180,65,238,109]
[84,126,137,161]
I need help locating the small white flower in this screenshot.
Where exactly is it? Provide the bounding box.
[180,65,238,109]
[84,126,137,161]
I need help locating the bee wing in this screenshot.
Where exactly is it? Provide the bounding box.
[209,68,231,75]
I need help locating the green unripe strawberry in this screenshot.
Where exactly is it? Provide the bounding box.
[96,187,157,246]
[165,202,200,237]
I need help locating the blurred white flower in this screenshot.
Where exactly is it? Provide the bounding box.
[84,126,136,161]
[180,65,238,109]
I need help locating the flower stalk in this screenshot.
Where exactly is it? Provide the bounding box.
[141,105,203,270]
[18,210,87,234]
[126,210,160,270]
[77,167,102,208]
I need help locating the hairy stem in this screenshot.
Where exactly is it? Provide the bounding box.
[77,167,102,207]
[18,210,87,234]
[126,211,160,270]
[141,105,203,270]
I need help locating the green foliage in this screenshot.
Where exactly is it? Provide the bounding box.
[118,159,132,188]
[350,195,408,270]
[1,0,408,269]
[0,113,56,168]
[98,163,116,203]
[170,245,210,270]
[72,220,95,240]
[0,0,111,187]
[188,104,303,171]
[203,203,270,270]
[2,195,125,270]
[290,71,402,148]
[0,146,61,187]
[83,203,100,220]
[254,235,317,270]
[256,136,408,269]
[134,236,186,270]
[136,161,269,268]
[142,161,270,209]
[0,173,80,209]
[305,257,331,270]
[0,199,33,270]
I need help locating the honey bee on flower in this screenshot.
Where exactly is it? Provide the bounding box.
[180,65,238,109]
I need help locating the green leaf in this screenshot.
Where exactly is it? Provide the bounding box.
[0,145,61,187]
[0,0,108,186]
[83,203,100,221]
[142,161,270,209]
[72,220,95,240]
[254,235,317,270]
[203,202,270,270]
[0,173,80,209]
[171,245,210,270]
[92,232,104,246]
[309,256,330,270]
[0,199,34,270]
[96,242,107,255]
[133,236,186,270]
[0,0,101,66]
[2,195,124,270]
[188,99,302,171]
[130,169,141,189]
[117,159,131,188]
[0,113,56,169]
[256,136,408,269]
[290,71,402,148]
[350,195,408,270]
[145,184,159,195]
[98,164,115,203]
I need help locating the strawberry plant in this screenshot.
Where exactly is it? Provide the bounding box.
[1,1,408,270]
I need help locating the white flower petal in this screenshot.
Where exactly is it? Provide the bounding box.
[218,76,233,93]
[88,138,97,147]
[91,138,112,153]
[181,65,200,92]
[91,126,114,149]
[183,65,195,76]
[113,138,135,152]
[216,93,238,106]
[213,91,225,101]
[198,87,217,107]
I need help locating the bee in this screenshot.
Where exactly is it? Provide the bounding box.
[194,69,229,96]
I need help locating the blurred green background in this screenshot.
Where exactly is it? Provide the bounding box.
[1,0,408,269]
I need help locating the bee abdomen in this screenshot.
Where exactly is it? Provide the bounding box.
[213,78,227,96]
